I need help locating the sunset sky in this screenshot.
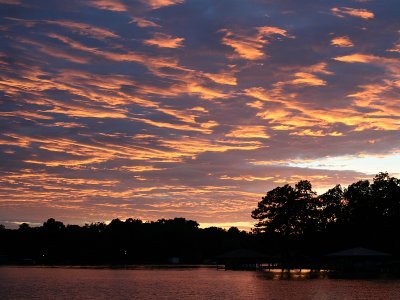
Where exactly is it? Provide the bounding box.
[1,0,399,229]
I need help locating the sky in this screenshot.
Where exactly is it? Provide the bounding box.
[0,0,399,230]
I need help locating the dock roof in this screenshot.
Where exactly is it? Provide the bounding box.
[326,247,390,257]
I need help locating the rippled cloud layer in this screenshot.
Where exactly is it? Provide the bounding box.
[1,0,399,229]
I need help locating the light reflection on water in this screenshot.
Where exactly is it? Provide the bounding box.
[1,267,400,300]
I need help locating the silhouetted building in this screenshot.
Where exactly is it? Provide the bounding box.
[324,247,391,273]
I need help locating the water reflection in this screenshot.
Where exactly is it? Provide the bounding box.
[1,267,399,300]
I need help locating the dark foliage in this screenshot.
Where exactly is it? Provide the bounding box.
[0,172,399,265]
[0,217,250,265]
[252,172,400,256]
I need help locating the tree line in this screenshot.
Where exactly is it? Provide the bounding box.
[252,172,400,256]
[0,217,250,264]
[0,172,399,265]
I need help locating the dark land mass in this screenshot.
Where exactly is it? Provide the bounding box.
[1,172,400,274]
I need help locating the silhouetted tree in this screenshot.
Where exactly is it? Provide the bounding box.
[43,218,65,231]
[85,222,107,233]
[18,223,30,231]
[371,172,400,225]
[342,179,377,242]
[252,180,318,236]
[318,184,345,229]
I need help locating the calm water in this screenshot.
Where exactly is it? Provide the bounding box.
[1,267,400,300]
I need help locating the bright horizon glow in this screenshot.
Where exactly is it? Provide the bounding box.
[199,222,254,231]
[288,154,400,177]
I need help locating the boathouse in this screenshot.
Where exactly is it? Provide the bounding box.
[324,247,391,273]
[216,248,267,270]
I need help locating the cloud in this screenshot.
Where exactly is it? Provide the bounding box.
[0,111,53,121]
[331,36,354,48]
[387,43,400,53]
[244,87,281,103]
[331,7,375,19]
[130,117,215,134]
[203,69,238,86]
[44,104,128,119]
[119,165,166,172]
[131,17,161,28]
[52,122,85,128]
[219,175,274,182]
[220,26,290,60]
[160,138,263,158]
[184,82,230,99]
[302,62,333,75]
[86,0,127,12]
[46,20,119,39]
[144,32,185,48]
[290,129,343,137]
[141,0,185,9]
[226,126,270,139]
[271,62,333,88]
[286,72,327,86]
[1,170,119,187]
[1,0,399,229]
[333,53,378,63]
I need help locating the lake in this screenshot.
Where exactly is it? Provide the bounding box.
[1,267,400,299]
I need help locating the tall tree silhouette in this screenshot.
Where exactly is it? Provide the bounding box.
[371,172,400,227]
[318,184,345,230]
[251,180,318,236]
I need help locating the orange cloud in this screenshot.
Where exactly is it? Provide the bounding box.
[46,20,119,40]
[333,53,378,63]
[265,62,333,92]
[1,171,119,187]
[220,26,290,60]
[9,133,263,169]
[11,134,183,166]
[0,134,31,148]
[86,0,127,12]
[331,36,354,47]
[43,33,235,102]
[245,65,399,133]
[221,32,265,60]
[302,62,333,75]
[119,166,166,172]
[288,72,327,86]
[52,122,85,128]
[203,70,237,86]
[131,17,160,28]
[0,111,53,121]
[257,26,289,36]
[387,43,400,53]
[47,33,101,53]
[185,82,229,100]
[15,37,90,64]
[160,138,263,158]
[144,32,184,48]
[130,117,214,134]
[226,126,270,139]
[142,0,185,9]
[244,87,278,103]
[220,175,274,182]
[290,129,343,137]
[44,104,128,119]
[331,7,374,19]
